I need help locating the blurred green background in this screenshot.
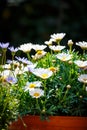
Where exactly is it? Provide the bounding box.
[0,0,87,46]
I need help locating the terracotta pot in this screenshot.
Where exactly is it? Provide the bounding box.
[8,115,87,130]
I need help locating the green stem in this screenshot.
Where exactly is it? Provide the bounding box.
[83,83,85,91]
[69,46,72,54]
[11,53,15,70]
[36,98,40,112]
[57,40,60,45]
[2,49,7,65]
[42,80,47,111]
[61,88,69,103]
[27,52,31,60]
[1,84,9,116]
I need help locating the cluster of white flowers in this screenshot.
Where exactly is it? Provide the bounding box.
[0,32,87,99]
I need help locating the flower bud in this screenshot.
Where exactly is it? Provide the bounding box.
[68,60,73,64]
[67,40,74,47]
[79,95,83,98]
[41,109,46,114]
[66,85,71,89]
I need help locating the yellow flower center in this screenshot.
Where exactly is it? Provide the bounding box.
[83,78,87,82]
[37,50,43,55]
[41,73,48,79]
[62,56,66,61]
[29,84,36,88]
[49,67,56,72]
[33,92,40,97]
[81,46,87,50]
[80,63,85,68]
[9,79,13,83]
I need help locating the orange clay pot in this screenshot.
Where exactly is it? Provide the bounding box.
[8,115,87,130]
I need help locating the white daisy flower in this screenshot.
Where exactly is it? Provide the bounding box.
[33,44,47,51]
[23,64,37,72]
[13,62,36,75]
[86,86,87,91]
[19,43,33,53]
[0,70,15,80]
[78,74,87,84]
[29,88,44,98]
[76,41,87,50]
[56,53,72,61]
[50,33,66,43]
[2,64,11,69]
[31,68,53,79]
[24,81,42,91]
[44,38,54,46]
[32,50,47,60]
[14,67,23,75]
[49,45,65,52]
[7,60,20,67]
[74,60,87,68]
